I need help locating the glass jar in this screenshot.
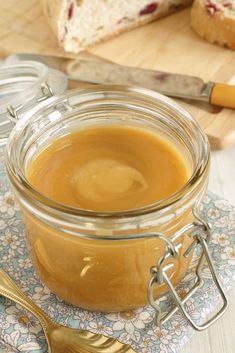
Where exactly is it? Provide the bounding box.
[2,61,228,331]
[0,60,67,146]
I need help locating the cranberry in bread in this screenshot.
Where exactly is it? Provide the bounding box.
[41,0,192,53]
[191,0,235,49]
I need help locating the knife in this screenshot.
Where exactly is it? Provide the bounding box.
[6,53,235,109]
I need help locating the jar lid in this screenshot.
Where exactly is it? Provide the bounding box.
[0,60,67,144]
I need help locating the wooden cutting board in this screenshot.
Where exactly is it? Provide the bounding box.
[0,0,235,150]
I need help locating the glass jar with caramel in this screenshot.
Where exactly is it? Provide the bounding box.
[1,60,228,332]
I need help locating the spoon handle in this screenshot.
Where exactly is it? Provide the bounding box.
[0,269,53,330]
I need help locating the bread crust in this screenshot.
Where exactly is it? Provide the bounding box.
[41,0,192,53]
[191,0,235,50]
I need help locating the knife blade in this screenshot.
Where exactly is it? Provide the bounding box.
[5,53,235,109]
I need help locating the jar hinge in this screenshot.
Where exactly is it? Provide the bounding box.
[7,82,54,123]
[147,207,228,331]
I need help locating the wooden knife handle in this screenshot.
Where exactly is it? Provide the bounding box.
[210,83,235,109]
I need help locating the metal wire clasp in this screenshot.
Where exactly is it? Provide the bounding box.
[7,83,54,122]
[147,208,228,331]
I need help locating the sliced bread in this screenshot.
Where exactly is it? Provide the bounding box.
[191,0,235,49]
[41,0,193,53]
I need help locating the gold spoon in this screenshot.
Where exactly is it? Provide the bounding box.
[0,269,137,353]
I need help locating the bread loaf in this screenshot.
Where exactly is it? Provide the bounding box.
[41,0,192,53]
[191,0,235,49]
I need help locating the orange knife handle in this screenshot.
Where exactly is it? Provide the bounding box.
[210,83,235,109]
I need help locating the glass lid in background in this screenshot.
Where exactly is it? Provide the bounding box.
[0,60,67,145]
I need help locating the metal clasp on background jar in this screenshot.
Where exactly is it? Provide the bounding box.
[0,60,67,146]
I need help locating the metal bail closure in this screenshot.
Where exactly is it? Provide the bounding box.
[0,60,67,143]
[7,82,54,122]
[148,209,229,331]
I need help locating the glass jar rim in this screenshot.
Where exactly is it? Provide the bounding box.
[6,85,210,220]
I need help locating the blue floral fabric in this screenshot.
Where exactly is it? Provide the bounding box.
[0,147,235,353]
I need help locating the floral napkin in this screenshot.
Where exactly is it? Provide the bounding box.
[0,149,235,353]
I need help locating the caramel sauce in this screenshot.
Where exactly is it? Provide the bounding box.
[27,125,189,211]
[23,125,192,311]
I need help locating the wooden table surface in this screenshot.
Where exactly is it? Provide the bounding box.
[0,2,235,149]
[182,145,235,353]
